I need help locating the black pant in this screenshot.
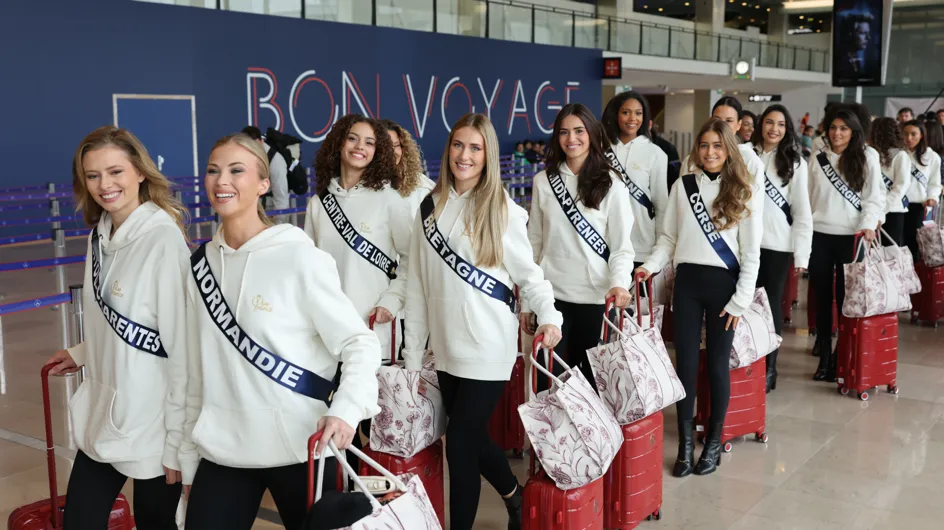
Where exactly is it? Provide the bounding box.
[904,203,926,261]
[672,264,737,428]
[185,457,338,530]
[538,300,605,391]
[883,212,906,247]
[808,232,856,342]
[438,371,516,530]
[63,450,180,530]
[756,249,792,339]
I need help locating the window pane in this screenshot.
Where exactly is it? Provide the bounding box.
[305,0,372,24]
[223,0,301,17]
[376,0,433,32]
[135,0,216,7]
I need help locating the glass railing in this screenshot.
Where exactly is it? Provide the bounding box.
[138,0,830,73]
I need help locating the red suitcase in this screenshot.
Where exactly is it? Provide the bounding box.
[522,336,604,530]
[836,314,899,401]
[695,354,768,453]
[782,263,798,324]
[8,364,134,530]
[603,412,663,530]
[488,328,526,455]
[357,442,445,528]
[910,262,944,327]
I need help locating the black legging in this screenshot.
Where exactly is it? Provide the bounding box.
[438,371,517,530]
[904,203,926,261]
[756,249,792,339]
[63,451,181,530]
[536,300,606,391]
[672,264,737,429]
[883,212,906,247]
[808,232,856,340]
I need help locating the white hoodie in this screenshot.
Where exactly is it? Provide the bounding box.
[178,225,381,484]
[405,174,437,216]
[756,147,814,268]
[610,136,669,260]
[402,188,563,381]
[642,169,765,317]
[881,148,912,215]
[527,165,635,305]
[808,145,885,235]
[67,201,190,479]
[905,149,943,205]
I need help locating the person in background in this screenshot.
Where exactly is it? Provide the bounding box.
[402,113,562,530]
[869,117,911,247]
[898,107,915,124]
[650,122,680,164]
[525,140,540,164]
[241,126,288,224]
[924,117,944,160]
[901,119,943,261]
[738,110,756,143]
[380,118,436,216]
[801,126,815,152]
[513,141,530,168]
[636,118,763,478]
[751,105,813,393]
[682,96,766,189]
[936,110,944,125]
[524,103,635,388]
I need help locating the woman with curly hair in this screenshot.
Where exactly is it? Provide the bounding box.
[379,118,436,215]
[304,114,414,358]
[869,117,911,247]
[902,119,942,261]
[523,102,635,388]
[636,118,763,478]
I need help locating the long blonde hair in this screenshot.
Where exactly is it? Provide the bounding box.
[72,126,189,236]
[209,133,274,227]
[432,113,507,268]
[688,118,753,231]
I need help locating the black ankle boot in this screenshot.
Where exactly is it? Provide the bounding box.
[673,421,695,477]
[504,484,523,530]
[765,351,778,393]
[694,424,723,476]
[824,345,838,383]
[812,339,831,381]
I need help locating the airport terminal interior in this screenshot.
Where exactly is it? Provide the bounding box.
[2,0,944,529]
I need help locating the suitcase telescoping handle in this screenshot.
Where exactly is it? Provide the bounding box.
[368,314,397,365]
[602,297,625,344]
[635,276,655,329]
[40,362,63,528]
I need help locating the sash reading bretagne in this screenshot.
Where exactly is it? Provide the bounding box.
[546,172,609,261]
[764,173,793,226]
[605,147,656,219]
[419,196,517,313]
[90,228,166,358]
[320,192,398,280]
[190,244,338,403]
[816,151,861,211]
[681,174,740,278]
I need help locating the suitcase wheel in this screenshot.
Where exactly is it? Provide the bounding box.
[755,432,769,443]
[792,300,799,308]
[647,509,662,521]
[911,316,919,325]
[839,386,849,396]
[887,385,899,395]
[512,449,523,458]
[859,391,869,401]
[722,442,733,453]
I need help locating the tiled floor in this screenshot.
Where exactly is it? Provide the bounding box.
[1,239,943,529]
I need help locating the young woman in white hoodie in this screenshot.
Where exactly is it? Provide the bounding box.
[750,104,813,392]
[681,97,766,188]
[601,91,668,267]
[902,119,943,261]
[807,108,884,382]
[380,118,437,215]
[636,118,764,478]
[45,126,190,529]
[402,113,563,530]
[523,103,635,388]
[869,117,912,247]
[182,134,381,529]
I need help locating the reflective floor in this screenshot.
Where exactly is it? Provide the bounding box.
[1,238,943,529]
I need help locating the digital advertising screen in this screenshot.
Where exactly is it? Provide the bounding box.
[832,0,887,87]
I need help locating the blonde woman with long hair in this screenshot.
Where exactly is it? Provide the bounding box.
[402,113,562,530]
[45,126,190,529]
[636,118,763,478]
[180,134,381,529]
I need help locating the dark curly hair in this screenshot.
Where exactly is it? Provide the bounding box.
[544,103,613,210]
[828,109,868,193]
[751,104,800,185]
[602,90,651,144]
[869,117,903,167]
[314,114,399,197]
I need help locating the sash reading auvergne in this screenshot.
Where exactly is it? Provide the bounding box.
[816,151,861,211]
[91,228,166,358]
[190,244,337,403]
[605,147,656,219]
[419,196,517,313]
[764,174,793,226]
[320,192,398,280]
[547,172,610,261]
[681,174,740,278]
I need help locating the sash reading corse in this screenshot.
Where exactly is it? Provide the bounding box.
[419,196,517,313]
[764,173,793,226]
[547,172,610,261]
[320,192,398,280]
[605,147,655,219]
[190,244,338,403]
[881,173,908,209]
[816,152,861,211]
[681,174,740,278]
[91,228,166,358]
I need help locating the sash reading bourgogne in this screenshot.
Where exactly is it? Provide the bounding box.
[681,175,740,278]
[321,192,398,280]
[547,172,610,261]
[764,174,793,226]
[816,151,861,211]
[605,147,656,219]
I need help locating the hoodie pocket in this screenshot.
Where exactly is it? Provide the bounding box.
[543,256,605,296]
[191,406,297,467]
[69,379,132,460]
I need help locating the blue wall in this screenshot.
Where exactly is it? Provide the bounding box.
[0,0,602,186]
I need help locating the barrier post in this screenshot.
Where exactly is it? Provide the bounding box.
[194,181,203,240]
[48,182,61,258]
[62,284,85,449]
[290,195,298,227]
[53,229,69,349]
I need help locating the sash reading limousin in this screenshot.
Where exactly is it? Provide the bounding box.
[605,147,655,219]
[882,173,908,209]
[419,196,517,313]
[816,152,861,211]
[320,192,398,280]
[681,174,740,278]
[190,244,337,403]
[547,172,609,261]
[764,174,793,226]
[90,228,166,358]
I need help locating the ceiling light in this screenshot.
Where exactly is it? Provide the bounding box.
[742,2,747,5]
[751,18,756,22]
[658,7,663,11]
[767,8,771,12]
[799,15,805,19]
[685,1,690,5]
[799,25,805,29]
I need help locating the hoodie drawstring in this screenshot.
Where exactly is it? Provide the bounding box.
[218,243,251,318]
